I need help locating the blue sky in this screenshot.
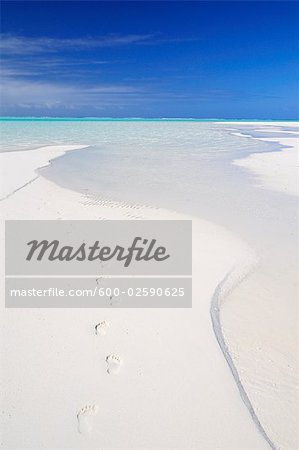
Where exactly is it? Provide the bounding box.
[0,1,298,118]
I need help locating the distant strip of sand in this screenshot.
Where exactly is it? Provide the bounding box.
[232,125,299,197]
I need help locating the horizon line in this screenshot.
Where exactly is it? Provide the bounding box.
[0,117,298,121]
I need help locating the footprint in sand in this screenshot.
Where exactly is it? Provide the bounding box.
[77,404,99,434]
[106,354,122,375]
[95,320,109,336]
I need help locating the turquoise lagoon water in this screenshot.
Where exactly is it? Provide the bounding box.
[0,118,296,229]
[0,119,296,248]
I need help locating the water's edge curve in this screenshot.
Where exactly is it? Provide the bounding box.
[210,253,277,450]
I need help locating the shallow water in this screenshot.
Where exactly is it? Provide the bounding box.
[35,123,296,252]
[0,119,297,273]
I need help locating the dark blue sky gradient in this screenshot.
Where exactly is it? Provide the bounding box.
[1,1,298,118]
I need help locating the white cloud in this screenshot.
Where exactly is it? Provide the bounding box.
[0,33,157,55]
[0,32,197,114]
[0,76,144,112]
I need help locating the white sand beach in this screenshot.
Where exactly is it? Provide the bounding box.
[222,125,299,450]
[0,122,298,449]
[233,133,299,196]
[0,145,89,200]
